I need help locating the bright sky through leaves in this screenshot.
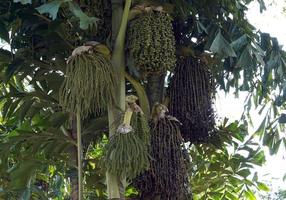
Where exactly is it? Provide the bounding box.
[217,0,286,193]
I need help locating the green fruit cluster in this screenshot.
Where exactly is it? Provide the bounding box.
[128,11,176,76]
[103,130,150,179]
[59,50,115,118]
[131,112,150,146]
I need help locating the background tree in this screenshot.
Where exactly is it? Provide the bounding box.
[0,0,285,199]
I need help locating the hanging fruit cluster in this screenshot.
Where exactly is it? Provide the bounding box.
[131,111,150,147]
[104,127,150,179]
[128,7,176,76]
[59,43,115,118]
[134,104,192,200]
[169,56,216,143]
[103,95,150,180]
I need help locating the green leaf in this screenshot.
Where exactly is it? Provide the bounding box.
[6,58,25,81]
[237,168,251,178]
[26,104,42,119]
[245,190,257,200]
[20,187,31,200]
[36,0,71,20]
[0,21,9,43]
[258,0,266,12]
[49,112,69,127]
[18,98,35,122]
[252,172,258,182]
[196,21,208,34]
[257,182,270,192]
[9,159,42,190]
[43,72,64,93]
[231,34,248,51]
[236,45,253,68]
[270,139,282,155]
[2,99,12,119]
[0,49,11,64]
[260,33,271,51]
[263,130,275,147]
[252,43,265,66]
[255,114,267,136]
[6,99,21,118]
[68,2,98,30]
[13,0,31,4]
[226,191,238,200]
[210,29,237,58]
[83,117,108,135]
[250,151,265,166]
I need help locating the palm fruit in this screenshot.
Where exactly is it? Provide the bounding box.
[134,103,192,200]
[103,96,150,180]
[169,56,216,143]
[131,111,150,146]
[103,125,150,179]
[59,43,115,118]
[128,9,176,76]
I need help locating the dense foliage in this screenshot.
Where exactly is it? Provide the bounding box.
[0,0,285,199]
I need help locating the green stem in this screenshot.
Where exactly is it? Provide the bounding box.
[123,107,133,126]
[60,126,69,137]
[76,111,83,200]
[114,0,132,54]
[107,0,132,199]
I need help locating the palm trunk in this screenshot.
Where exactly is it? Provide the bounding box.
[107,0,131,199]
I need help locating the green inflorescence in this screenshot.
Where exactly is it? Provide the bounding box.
[131,112,150,146]
[59,50,115,118]
[128,11,176,76]
[103,130,150,180]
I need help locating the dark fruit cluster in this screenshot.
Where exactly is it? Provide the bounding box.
[134,110,192,200]
[169,56,216,143]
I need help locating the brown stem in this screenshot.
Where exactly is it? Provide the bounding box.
[146,73,166,108]
[69,118,79,200]
[70,172,79,200]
